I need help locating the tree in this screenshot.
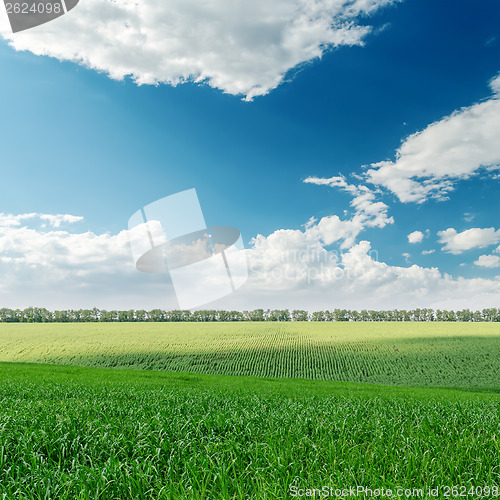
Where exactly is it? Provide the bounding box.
[292,310,309,322]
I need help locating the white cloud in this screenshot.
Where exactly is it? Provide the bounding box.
[0,213,83,228]
[407,230,424,244]
[490,73,500,95]
[0,226,126,268]
[474,254,500,268]
[0,222,174,309]
[237,229,500,310]
[304,175,358,194]
[38,214,84,227]
[364,72,500,203]
[1,0,398,100]
[438,227,500,254]
[421,249,435,255]
[1,215,499,310]
[303,174,394,243]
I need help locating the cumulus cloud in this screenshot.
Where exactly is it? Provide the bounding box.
[438,227,500,254]
[0,221,174,309]
[363,72,500,203]
[240,229,500,310]
[407,230,424,244]
[474,254,500,268]
[0,224,130,276]
[1,213,499,310]
[1,0,398,100]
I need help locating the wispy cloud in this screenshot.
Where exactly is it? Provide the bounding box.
[0,213,83,228]
[303,174,394,245]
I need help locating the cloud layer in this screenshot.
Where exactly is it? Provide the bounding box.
[1,213,500,311]
[2,0,397,99]
[242,231,500,310]
[0,218,174,309]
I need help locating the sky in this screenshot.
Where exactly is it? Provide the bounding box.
[0,0,499,311]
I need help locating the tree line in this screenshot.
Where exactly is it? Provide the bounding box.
[0,307,499,323]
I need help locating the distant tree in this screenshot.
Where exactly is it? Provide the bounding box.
[456,309,473,322]
[180,310,192,322]
[291,310,309,321]
[244,309,265,321]
[311,311,325,321]
[267,309,291,321]
[348,310,361,321]
[472,310,483,322]
[118,310,135,322]
[482,308,500,322]
[1,306,498,323]
[334,309,350,322]
[443,310,457,322]
[135,310,147,322]
[225,310,244,321]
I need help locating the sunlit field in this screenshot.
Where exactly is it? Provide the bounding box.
[1,323,499,498]
[0,322,499,388]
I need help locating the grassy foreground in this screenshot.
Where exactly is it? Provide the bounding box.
[0,362,499,499]
[0,322,499,388]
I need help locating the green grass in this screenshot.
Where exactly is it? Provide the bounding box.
[1,323,499,498]
[1,322,499,388]
[0,362,499,499]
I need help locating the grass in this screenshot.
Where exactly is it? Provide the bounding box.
[1,323,499,498]
[0,362,499,499]
[0,322,499,388]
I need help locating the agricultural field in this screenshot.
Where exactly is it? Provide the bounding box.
[0,362,499,499]
[1,322,499,498]
[0,322,499,388]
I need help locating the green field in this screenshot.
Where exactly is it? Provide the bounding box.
[0,322,499,498]
[0,322,499,388]
[0,363,499,499]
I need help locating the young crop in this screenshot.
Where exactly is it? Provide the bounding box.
[0,364,498,499]
[0,322,499,388]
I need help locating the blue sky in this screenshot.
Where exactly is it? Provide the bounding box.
[0,0,499,310]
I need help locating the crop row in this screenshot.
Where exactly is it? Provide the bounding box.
[1,323,498,388]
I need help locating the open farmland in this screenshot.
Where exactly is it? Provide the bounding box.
[0,322,499,388]
[0,363,499,499]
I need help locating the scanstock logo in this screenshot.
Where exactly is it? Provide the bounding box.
[2,0,78,33]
